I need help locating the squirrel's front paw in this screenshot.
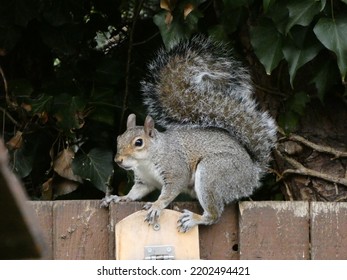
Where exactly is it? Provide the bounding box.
[177,210,198,232]
[144,202,161,225]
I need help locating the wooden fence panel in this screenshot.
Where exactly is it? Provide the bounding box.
[238,201,310,260]
[28,201,53,259]
[311,202,347,260]
[26,200,347,260]
[53,200,109,260]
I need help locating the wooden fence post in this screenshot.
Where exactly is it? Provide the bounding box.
[311,202,347,259]
[28,201,53,259]
[239,201,310,259]
[53,200,109,259]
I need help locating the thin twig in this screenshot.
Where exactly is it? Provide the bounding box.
[288,134,347,159]
[132,31,160,47]
[275,149,347,187]
[254,84,287,97]
[0,66,8,98]
[0,107,19,127]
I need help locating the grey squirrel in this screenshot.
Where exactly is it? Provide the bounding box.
[102,35,277,232]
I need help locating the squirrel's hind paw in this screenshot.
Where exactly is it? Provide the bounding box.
[177,209,199,233]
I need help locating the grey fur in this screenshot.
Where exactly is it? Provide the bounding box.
[103,36,277,232]
[141,35,277,174]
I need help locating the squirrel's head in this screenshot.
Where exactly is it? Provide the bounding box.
[115,114,157,170]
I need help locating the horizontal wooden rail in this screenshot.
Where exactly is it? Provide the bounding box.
[28,200,347,260]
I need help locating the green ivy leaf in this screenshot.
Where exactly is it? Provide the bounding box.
[278,91,310,132]
[95,58,123,86]
[28,95,54,114]
[313,17,347,82]
[283,27,323,87]
[154,7,202,49]
[310,60,339,102]
[11,148,33,178]
[0,26,21,51]
[265,1,289,34]
[250,19,284,74]
[263,0,276,12]
[285,0,321,33]
[10,132,41,178]
[53,94,87,131]
[320,0,327,11]
[89,87,121,126]
[219,6,243,35]
[8,79,33,97]
[222,0,251,8]
[72,148,113,193]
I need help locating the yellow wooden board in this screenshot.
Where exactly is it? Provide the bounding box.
[115,209,199,260]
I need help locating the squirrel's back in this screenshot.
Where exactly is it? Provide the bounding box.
[141,35,276,173]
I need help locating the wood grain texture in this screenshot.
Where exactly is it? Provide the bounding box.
[311,202,347,260]
[172,202,239,260]
[28,201,53,259]
[26,200,347,260]
[53,200,109,259]
[239,201,310,260]
[108,201,146,259]
[115,209,199,259]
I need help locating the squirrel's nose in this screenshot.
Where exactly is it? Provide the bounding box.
[114,155,123,165]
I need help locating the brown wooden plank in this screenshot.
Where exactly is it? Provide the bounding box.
[172,202,239,260]
[239,201,310,260]
[28,201,53,259]
[311,202,347,260]
[53,200,109,259]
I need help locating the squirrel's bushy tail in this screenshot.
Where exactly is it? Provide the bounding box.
[141,35,277,171]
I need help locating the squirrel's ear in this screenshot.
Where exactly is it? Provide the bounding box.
[127,114,136,129]
[144,115,155,137]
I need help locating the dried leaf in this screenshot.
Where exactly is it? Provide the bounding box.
[184,3,194,19]
[42,178,53,200]
[161,0,178,12]
[52,177,79,198]
[53,148,82,182]
[21,102,32,112]
[165,12,173,26]
[39,111,49,124]
[6,131,23,150]
[160,0,171,11]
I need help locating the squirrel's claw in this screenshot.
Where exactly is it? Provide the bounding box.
[100,195,118,208]
[100,195,131,208]
[177,209,196,233]
[143,202,152,210]
[144,202,161,225]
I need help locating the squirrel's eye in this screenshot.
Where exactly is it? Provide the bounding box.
[134,138,143,147]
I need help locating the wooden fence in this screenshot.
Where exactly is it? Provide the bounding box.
[28,200,347,260]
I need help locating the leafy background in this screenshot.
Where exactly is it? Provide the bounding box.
[0,0,346,201]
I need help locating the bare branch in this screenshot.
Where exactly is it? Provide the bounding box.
[288,134,347,159]
[275,149,347,187]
